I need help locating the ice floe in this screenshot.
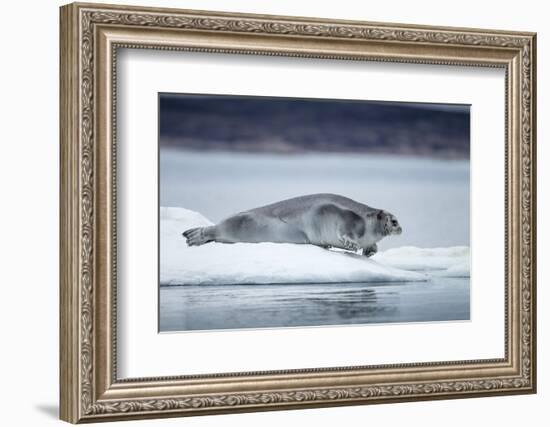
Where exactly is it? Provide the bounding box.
[372,246,470,277]
[160,207,470,285]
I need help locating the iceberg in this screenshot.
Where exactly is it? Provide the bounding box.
[160,207,428,285]
[437,261,471,278]
[373,246,470,277]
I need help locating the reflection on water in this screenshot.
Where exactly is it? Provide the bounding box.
[159,277,469,332]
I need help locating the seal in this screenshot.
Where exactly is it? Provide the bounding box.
[182,193,402,257]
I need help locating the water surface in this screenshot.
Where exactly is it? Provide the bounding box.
[159,152,470,331]
[160,151,469,251]
[160,277,469,332]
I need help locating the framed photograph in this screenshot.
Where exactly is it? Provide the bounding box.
[60,2,537,423]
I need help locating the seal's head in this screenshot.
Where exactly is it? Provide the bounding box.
[377,210,402,236]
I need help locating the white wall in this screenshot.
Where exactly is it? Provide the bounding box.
[0,0,546,425]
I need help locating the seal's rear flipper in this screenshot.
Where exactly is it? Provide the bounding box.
[182,227,214,246]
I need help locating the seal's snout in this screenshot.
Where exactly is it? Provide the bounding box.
[388,215,402,236]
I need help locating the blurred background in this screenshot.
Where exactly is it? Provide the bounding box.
[160,93,470,157]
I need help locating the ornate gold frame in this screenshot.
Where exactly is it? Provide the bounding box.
[60,2,537,423]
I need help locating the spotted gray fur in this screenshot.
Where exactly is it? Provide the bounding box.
[182,194,402,257]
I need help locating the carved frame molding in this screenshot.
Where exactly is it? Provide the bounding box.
[60,2,536,423]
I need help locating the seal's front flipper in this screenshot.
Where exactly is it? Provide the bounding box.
[182,226,215,246]
[338,235,360,252]
[362,243,378,258]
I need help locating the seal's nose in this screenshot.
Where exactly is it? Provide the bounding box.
[396,226,403,235]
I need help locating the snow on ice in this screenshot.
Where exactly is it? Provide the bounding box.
[160,207,469,285]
